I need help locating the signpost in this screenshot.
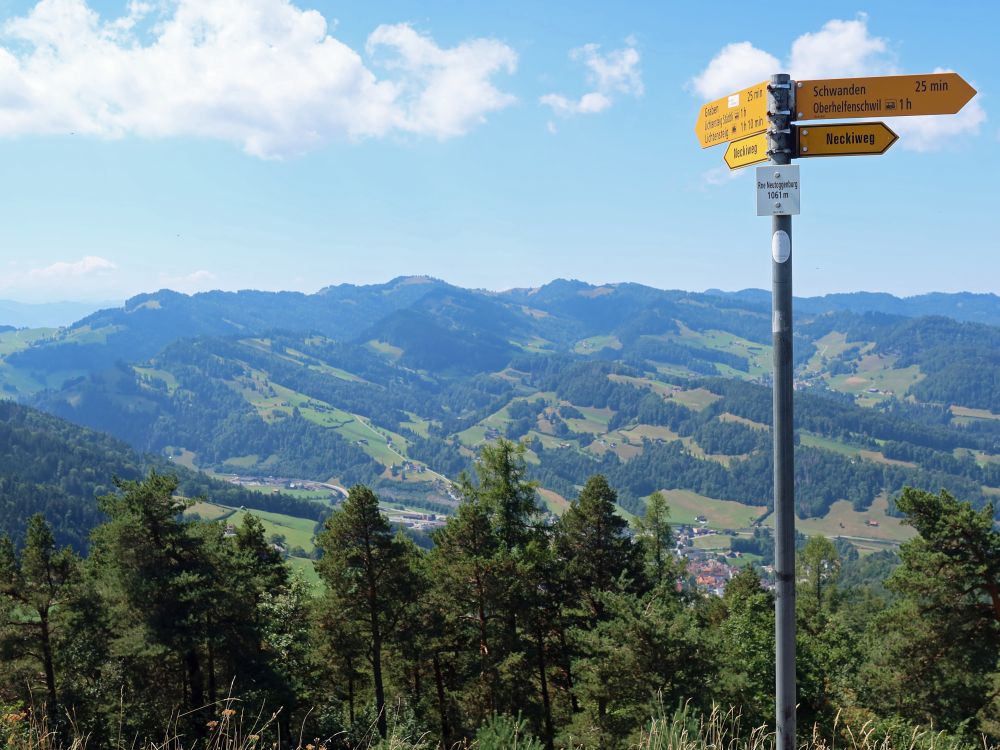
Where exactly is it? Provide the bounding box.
[694,80,768,148]
[725,133,769,169]
[797,123,898,158]
[756,165,800,216]
[795,73,976,121]
[694,69,977,750]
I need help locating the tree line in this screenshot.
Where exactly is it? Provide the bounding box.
[2,439,998,749]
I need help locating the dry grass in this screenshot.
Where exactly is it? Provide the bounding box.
[635,704,995,750]
[5,701,996,750]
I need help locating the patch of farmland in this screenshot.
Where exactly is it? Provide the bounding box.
[772,493,915,545]
[718,412,769,431]
[669,388,721,412]
[654,489,767,530]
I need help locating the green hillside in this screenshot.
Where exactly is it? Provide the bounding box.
[4,279,1000,556]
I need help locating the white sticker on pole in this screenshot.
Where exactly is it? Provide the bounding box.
[772,230,791,263]
[756,165,800,216]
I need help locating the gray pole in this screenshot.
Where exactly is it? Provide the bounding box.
[767,72,796,750]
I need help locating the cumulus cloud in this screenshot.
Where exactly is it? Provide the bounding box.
[540,39,642,117]
[690,15,983,153]
[0,0,518,158]
[891,69,987,152]
[700,165,744,188]
[690,15,892,100]
[689,42,779,100]
[28,255,117,279]
[787,16,894,80]
[154,269,218,293]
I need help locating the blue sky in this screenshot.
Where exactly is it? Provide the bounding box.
[0,0,996,302]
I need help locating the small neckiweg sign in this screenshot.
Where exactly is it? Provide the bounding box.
[796,122,898,158]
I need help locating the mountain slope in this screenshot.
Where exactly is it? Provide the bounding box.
[0,400,329,551]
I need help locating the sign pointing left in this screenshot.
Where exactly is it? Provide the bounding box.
[695,80,769,149]
[725,133,769,169]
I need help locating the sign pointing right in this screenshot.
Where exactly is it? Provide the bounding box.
[795,73,976,120]
[796,122,898,158]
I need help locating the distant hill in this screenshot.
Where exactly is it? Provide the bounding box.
[6,277,1000,548]
[0,400,330,551]
[707,288,1000,326]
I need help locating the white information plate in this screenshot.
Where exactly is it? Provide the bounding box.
[756,165,800,216]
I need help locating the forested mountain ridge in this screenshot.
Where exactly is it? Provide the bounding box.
[0,400,327,551]
[4,277,1000,552]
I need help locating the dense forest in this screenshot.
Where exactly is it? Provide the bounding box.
[0,401,327,550]
[2,439,997,749]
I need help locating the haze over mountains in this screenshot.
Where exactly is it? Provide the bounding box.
[0,298,120,328]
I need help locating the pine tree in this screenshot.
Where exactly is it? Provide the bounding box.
[0,514,80,725]
[91,471,216,734]
[556,474,645,620]
[634,491,679,588]
[797,534,840,615]
[315,484,417,739]
[860,488,1000,733]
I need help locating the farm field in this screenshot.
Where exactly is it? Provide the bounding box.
[798,432,861,457]
[226,507,319,553]
[950,404,1000,424]
[608,373,679,398]
[827,359,923,406]
[718,413,768,431]
[537,488,570,515]
[671,324,771,377]
[573,334,622,354]
[771,493,916,546]
[669,387,721,411]
[655,489,767,530]
[803,332,857,374]
[691,533,731,551]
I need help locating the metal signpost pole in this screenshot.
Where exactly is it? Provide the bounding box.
[767,72,796,750]
[698,63,976,750]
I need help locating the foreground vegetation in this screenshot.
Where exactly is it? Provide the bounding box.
[1,439,998,749]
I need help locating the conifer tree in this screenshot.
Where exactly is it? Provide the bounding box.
[315,484,417,739]
[860,488,1000,732]
[91,471,217,735]
[0,514,80,725]
[556,474,645,620]
[634,491,678,588]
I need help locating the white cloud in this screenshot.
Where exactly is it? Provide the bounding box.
[0,0,518,158]
[159,269,218,293]
[28,255,117,279]
[787,15,894,80]
[891,68,986,151]
[689,42,779,100]
[540,40,641,117]
[690,15,892,100]
[700,165,744,187]
[691,16,983,154]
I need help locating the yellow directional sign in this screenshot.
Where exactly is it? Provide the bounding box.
[797,122,898,158]
[724,133,769,169]
[795,73,976,121]
[695,80,769,149]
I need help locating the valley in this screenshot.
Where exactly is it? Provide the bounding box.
[3,277,999,564]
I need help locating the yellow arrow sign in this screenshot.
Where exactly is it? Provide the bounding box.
[797,122,898,158]
[795,73,976,121]
[695,80,768,149]
[724,133,769,169]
